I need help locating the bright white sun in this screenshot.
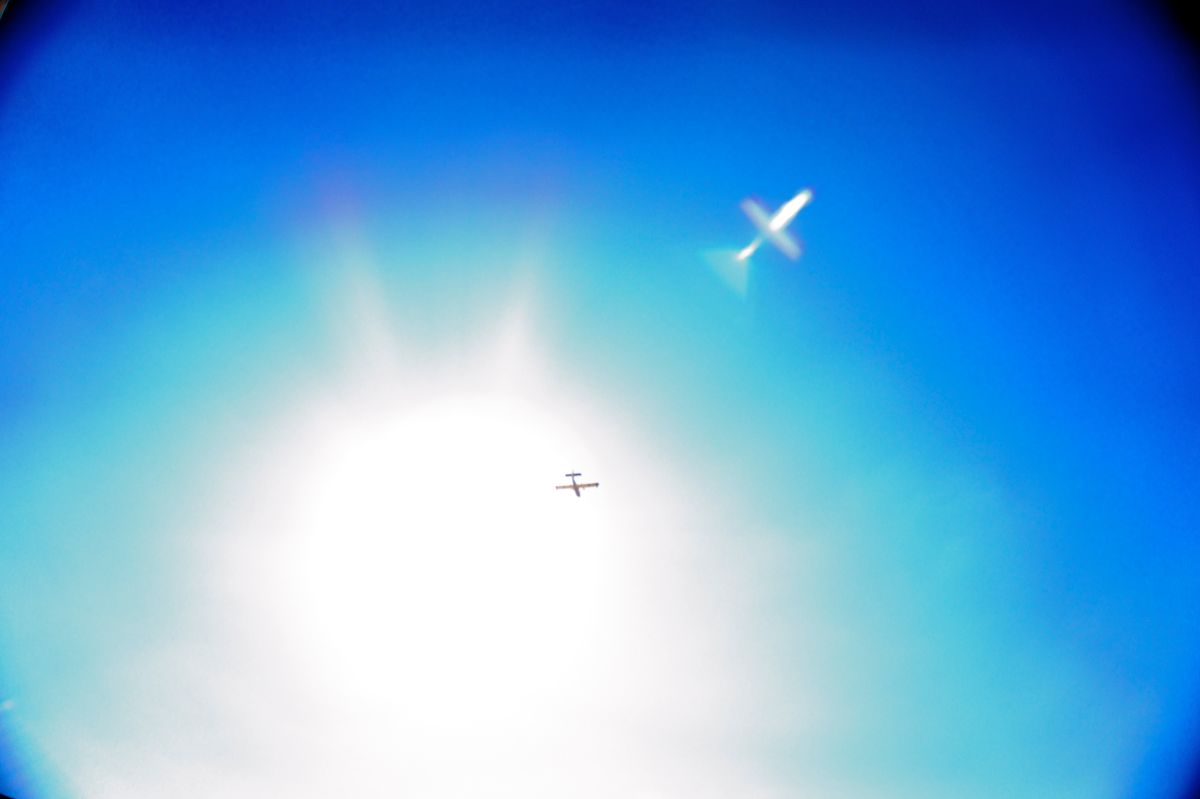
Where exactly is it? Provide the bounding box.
[258,391,622,739]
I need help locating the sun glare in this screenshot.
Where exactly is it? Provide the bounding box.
[183,272,769,797]
[242,390,623,740]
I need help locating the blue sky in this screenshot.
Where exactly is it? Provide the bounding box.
[2,2,1199,798]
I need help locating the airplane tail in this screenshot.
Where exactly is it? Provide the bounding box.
[736,238,762,261]
[702,248,750,295]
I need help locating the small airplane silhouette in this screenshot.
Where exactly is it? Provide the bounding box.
[736,188,813,262]
[556,472,599,497]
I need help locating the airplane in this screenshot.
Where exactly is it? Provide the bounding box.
[556,471,599,497]
[736,188,813,262]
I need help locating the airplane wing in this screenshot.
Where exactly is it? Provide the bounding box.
[556,482,598,496]
[766,228,801,259]
[740,198,773,233]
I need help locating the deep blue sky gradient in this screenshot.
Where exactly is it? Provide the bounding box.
[2,1,1199,797]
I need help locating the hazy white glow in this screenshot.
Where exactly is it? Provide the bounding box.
[274,393,619,734]
[43,243,802,798]
[172,356,781,798]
